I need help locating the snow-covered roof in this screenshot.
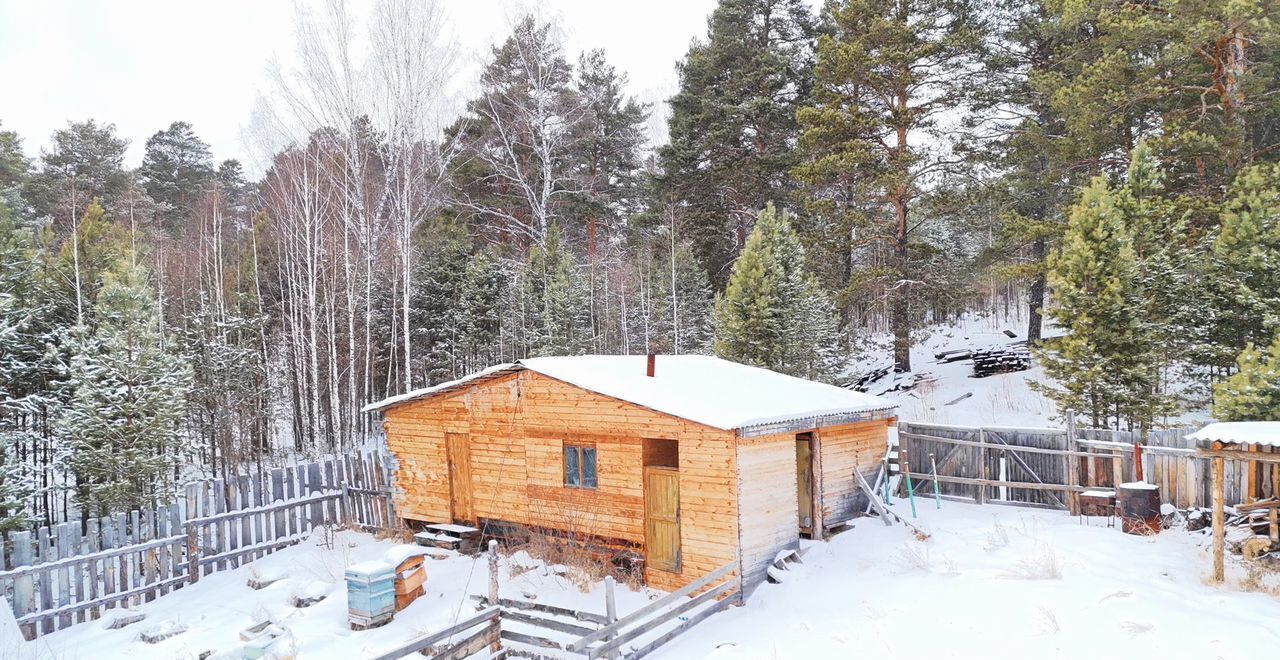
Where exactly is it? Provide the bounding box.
[361,362,521,413]
[364,355,896,432]
[1188,421,1280,448]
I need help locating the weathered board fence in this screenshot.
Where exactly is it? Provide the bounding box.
[0,451,396,639]
[898,418,1267,513]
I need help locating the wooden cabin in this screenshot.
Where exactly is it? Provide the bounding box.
[365,355,897,594]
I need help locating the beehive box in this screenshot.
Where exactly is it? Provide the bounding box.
[345,560,396,629]
[387,547,428,611]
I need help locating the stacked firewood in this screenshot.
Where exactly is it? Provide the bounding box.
[971,342,1031,377]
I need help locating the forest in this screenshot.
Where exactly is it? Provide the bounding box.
[0,0,1278,530]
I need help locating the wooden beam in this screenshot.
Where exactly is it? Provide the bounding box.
[567,561,737,652]
[901,431,1121,459]
[1196,450,1280,465]
[854,471,893,527]
[901,471,1086,494]
[1212,455,1225,583]
[366,606,500,660]
[588,582,737,658]
[1065,411,1081,515]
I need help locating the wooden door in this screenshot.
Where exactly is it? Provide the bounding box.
[796,437,814,534]
[446,432,474,523]
[644,467,681,573]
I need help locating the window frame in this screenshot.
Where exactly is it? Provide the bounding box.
[563,442,598,489]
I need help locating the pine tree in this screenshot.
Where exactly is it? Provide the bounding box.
[139,121,215,231]
[714,204,844,381]
[1214,336,1280,422]
[659,0,816,286]
[26,120,130,220]
[57,264,191,517]
[796,0,984,372]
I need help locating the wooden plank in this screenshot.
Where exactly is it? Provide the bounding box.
[55,523,71,629]
[469,595,610,625]
[502,610,595,637]
[854,471,893,526]
[629,589,737,659]
[901,471,1086,493]
[500,629,563,651]
[12,530,32,639]
[36,525,51,634]
[901,431,1101,459]
[365,606,500,660]
[16,575,188,628]
[589,581,738,658]
[569,561,737,652]
[1066,411,1081,515]
[431,619,500,660]
[1212,455,1225,583]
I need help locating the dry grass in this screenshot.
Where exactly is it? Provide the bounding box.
[983,520,1010,551]
[1239,558,1280,596]
[1001,546,1063,580]
[892,541,934,573]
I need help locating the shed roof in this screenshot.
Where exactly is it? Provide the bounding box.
[363,355,896,432]
[1188,421,1280,448]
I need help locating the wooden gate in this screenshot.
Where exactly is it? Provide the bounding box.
[447,432,475,523]
[644,467,680,573]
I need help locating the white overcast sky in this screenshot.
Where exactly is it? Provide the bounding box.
[0,0,817,174]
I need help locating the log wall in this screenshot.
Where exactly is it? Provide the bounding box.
[818,420,894,526]
[381,370,741,592]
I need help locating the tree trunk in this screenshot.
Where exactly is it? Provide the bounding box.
[1027,237,1047,344]
[892,194,911,373]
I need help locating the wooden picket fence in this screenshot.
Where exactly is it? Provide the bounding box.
[0,451,397,639]
[898,418,1273,513]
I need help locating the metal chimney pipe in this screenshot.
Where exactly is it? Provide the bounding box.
[646,354,655,377]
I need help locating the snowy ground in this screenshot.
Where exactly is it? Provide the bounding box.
[25,530,660,660]
[662,499,1280,659]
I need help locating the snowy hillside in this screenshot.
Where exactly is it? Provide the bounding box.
[856,313,1212,429]
[852,313,1057,427]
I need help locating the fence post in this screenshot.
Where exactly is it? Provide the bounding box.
[488,540,500,652]
[1066,410,1081,515]
[185,523,199,584]
[977,429,988,505]
[604,575,618,660]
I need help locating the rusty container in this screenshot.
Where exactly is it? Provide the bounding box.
[1117,482,1161,536]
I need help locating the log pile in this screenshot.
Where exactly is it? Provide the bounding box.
[971,342,1031,377]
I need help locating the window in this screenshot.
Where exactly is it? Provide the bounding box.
[564,444,598,488]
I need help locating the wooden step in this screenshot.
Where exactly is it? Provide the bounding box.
[413,532,462,550]
[425,523,481,537]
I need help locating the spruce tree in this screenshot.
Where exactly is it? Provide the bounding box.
[523,224,592,357]
[714,204,844,382]
[460,250,505,372]
[1214,336,1280,422]
[57,264,191,517]
[411,218,471,384]
[1037,173,1170,430]
[1203,163,1280,369]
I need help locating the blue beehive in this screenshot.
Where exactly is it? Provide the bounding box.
[345,560,396,629]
